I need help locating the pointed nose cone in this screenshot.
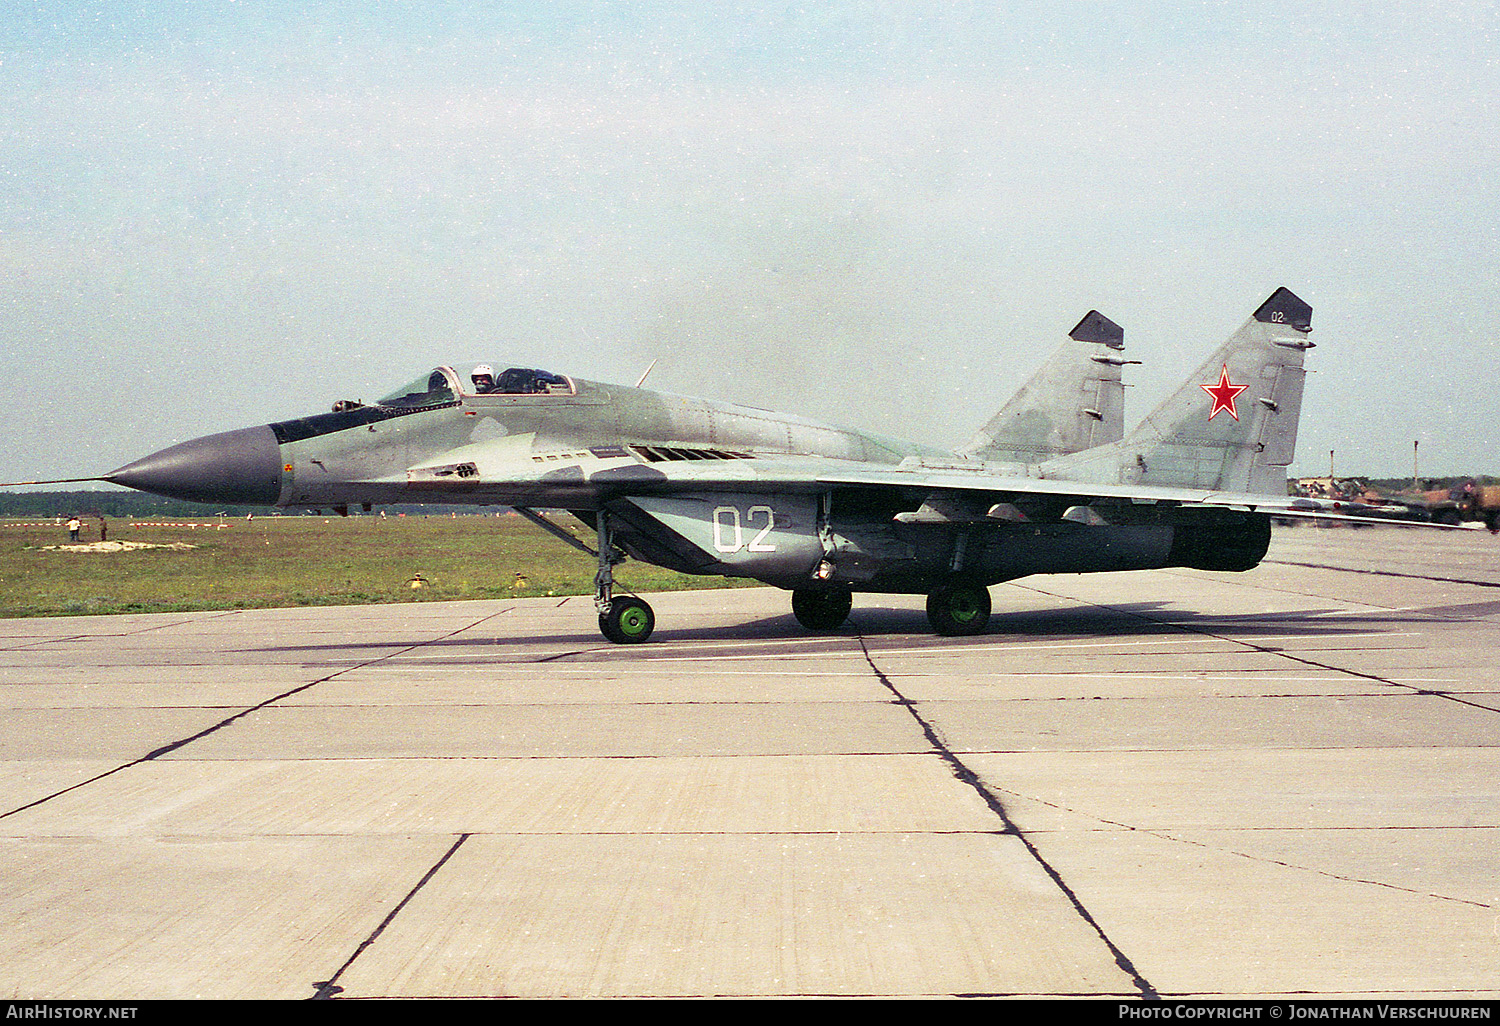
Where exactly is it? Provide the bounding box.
[106,425,283,505]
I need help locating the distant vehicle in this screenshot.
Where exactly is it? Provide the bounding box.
[1396,480,1500,532]
[1289,479,1434,526]
[1297,477,1499,532]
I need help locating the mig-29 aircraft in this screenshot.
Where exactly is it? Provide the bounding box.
[64,288,1316,643]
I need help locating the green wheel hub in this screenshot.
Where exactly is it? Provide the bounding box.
[600,596,656,644]
[926,581,992,636]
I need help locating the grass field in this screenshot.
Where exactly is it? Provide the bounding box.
[0,512,748,618]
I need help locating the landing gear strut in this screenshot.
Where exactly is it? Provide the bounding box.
[594,510,654,644]
[926,579,991,636]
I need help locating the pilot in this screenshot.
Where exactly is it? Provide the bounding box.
[471,364,496,394]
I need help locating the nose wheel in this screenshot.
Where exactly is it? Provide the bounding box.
[600,595,655,644]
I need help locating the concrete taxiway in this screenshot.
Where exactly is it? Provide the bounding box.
[1,526,1497,999]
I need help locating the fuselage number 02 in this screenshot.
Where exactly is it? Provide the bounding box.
[713,505,777,554]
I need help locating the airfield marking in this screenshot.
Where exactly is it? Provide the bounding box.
[0,610,245,652]
[362,663,1461,684]
[1011,582,1500,716]
[632,636,1219,659]
[0,609,513,821]
[852,633,1161,1000]
[612,631,1423,663]
[312,833,474,1001]
[980,780,1499,914]
[1265,559,1500,590]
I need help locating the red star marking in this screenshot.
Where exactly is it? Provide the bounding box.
[1200,364,1248,421]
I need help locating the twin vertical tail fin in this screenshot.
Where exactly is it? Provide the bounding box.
[958,310,1134,463]
[1041,288,1313,496]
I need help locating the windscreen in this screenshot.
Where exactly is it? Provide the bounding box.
[377,369,458,408]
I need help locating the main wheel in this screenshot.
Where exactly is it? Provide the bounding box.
[600,596,655,644]
[926,580,991,636]
[791,587,853,630]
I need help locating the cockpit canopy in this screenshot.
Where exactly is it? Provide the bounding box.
[470,365,571,396]
[376,365,574,409]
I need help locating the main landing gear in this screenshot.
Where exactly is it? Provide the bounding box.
[925,579,991,636]
[791,587,852,630]
[594,511,654,644]
[788,580,992,636]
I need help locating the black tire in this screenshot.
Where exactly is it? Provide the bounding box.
[599,596,655,644]
[791,587,852,630]
[925,580,991,636]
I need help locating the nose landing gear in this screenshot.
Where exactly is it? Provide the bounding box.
[593,510,654,644]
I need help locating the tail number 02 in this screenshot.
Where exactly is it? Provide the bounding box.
[713,505,777,553]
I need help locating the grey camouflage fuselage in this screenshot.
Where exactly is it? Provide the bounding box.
[103,288,1312,630]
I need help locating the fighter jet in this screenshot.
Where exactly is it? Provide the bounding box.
[78,288,1317,643]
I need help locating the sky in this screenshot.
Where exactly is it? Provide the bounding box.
[3,1,1498,486]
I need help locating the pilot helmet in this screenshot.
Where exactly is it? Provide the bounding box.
[471,364,495,390]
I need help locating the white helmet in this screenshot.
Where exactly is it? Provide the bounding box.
[470,364,496,394]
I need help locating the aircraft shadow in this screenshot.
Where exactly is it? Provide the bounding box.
[251,599,1438,658]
